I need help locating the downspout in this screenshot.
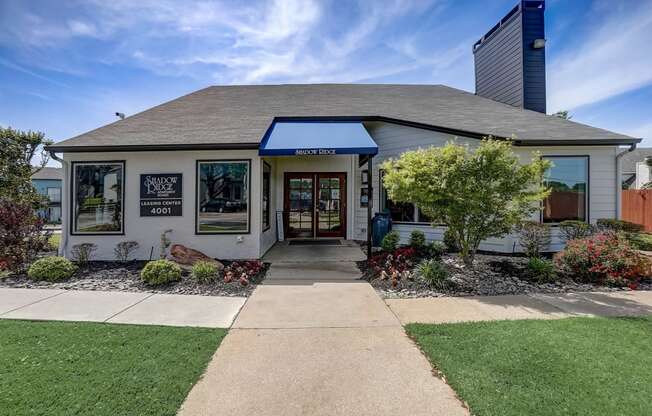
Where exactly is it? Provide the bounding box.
[615,143,637,219]
[49,151,68,256]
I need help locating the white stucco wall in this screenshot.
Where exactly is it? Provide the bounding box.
[355,121,620,253]
[62,150,263,261]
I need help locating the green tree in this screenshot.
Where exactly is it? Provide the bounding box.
[553,110,572,120]
[381,139,551,265]
[0,127,52,205]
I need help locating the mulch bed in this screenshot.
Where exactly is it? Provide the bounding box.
[360,253,652,299]
[0,260,269,297]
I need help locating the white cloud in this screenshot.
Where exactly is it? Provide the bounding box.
[624,122,652,147]
[67,20,98,37]
[548,2,652,111]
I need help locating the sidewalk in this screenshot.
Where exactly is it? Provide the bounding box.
[0,288,245,328]
[179,283,469,416]
[385,290,652,324]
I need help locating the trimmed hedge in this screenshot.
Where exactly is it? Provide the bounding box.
[28,256,77,281]
[141,260,181,285]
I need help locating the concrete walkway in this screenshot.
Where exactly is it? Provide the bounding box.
[179,283,468,416]
[0,288,245,328]
[386,290,652,324]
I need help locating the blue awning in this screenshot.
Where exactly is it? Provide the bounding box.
[258,121,378,156]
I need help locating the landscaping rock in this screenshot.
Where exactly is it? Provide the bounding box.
[0,260,267,297]
[166,244,224,271]
[364,253,652,299]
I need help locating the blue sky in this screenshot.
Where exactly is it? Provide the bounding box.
[1,0,651,165]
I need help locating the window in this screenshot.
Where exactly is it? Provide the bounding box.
[379,170,431,223]
[197,160,250,233]
[262,162,271,231]
[47,187,61,203]
[72,161,124,234]
[542,156,588,223]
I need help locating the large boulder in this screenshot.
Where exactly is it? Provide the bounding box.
[166,244,224,271]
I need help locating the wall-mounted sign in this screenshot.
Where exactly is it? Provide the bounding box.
[140,173,183,216]
[294,148,337,156]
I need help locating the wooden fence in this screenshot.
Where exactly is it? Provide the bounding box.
[622,189,652,231]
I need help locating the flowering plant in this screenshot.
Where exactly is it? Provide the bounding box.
[368,247,417,287]
[554,232,651,286]
[223,260,264,286]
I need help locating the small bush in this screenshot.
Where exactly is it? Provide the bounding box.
[368,247,417,286]
[381,231,400,252]
[443,228,458,252]
[27,256,77,282]
[518,221,551,258]
[427,241,447,259]
[558,220,593,241]
[140,259,181,285]
[0,199,50,271]
[71,243,97,265]
[525,257,557,283]
[192,261,218,283]
[408,230,426,252]
[554,232,651,286]
[417,259,449,289]
[114,241,139,262]
[596,218,643,233]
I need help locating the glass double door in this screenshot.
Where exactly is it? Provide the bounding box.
[284,173,346,239]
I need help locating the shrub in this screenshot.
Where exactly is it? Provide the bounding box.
[408,230,427,252]
[27,256,77,282]
[192,261,218,283]
[381,139,550,265]
[71,243,97,265]
[0,199,50,271]
[417,259,449,289]
[223,260,264,286]
[525,257,557,283]
[368,247,417,285]
[518,221,551,258]
[381,231,400,252]
[114,241,139,262]
[554,233,651,286]
[141,260,181,285]
[443,228,458,252]
[559,220,593,241]
[427,241,447,259]
[596,218,643,234]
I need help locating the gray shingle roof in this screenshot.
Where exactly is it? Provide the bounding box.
[621,148,652,173]
[31,167,63,180]
[47,84,640,151]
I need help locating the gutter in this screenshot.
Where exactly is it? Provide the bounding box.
[48,151,68,257]
[615,142,638,219]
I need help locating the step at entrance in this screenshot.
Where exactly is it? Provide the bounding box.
[264,261,362,284]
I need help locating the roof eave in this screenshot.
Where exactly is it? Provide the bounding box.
[512,138,642,146]
[45,142,260,153]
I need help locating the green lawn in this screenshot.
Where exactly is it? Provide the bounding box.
[0,320,226,416]
[407,317,652,416]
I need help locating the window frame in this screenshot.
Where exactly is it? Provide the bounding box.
[46,186,61,203]
[70,160,126,236]
[540,155,590,224]
[262,161,271,232]
[378,169,432,225]
[195,159,252,235]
